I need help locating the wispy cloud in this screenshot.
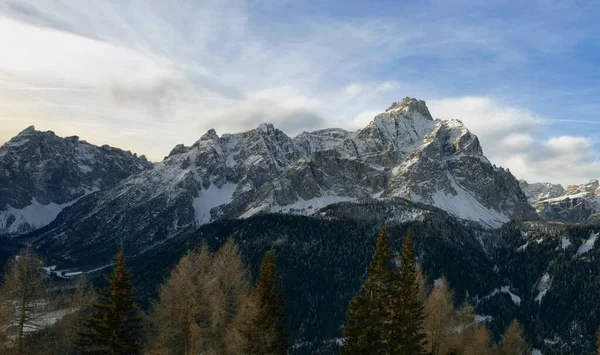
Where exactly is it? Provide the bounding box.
[430,97,600,186]
[0,0,598,185]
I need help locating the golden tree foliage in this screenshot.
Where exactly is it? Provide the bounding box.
[500,320,531,355]
[148,238,251,354]
[424,277,455,355]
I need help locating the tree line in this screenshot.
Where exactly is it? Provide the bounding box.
[0,239,286,355]
[341,229,537,355]
[0,230,599,354]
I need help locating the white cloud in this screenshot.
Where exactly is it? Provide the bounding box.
[430,97,600,186]
[0,1,598,187]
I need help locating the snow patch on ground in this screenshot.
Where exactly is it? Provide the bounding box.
[193,183,238,224]
[577,232,597,255]
[474,315,492,324]
[535,272,551,304]
[482,286,522,306]
[517,242,529,252]
[561,237,571,249]
[535,290,547,304]
[271,194,354,215]
[500,286,522,306]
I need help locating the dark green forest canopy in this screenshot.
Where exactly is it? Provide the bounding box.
[3,205,599,354]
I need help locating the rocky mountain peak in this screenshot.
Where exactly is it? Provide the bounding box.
[199,128,219,142]
[385,97,434,120]
[0,126,152,236]
[18,125,37,135]
[565,179,599,195]
[257,123,276,133]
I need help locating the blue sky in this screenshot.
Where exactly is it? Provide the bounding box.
[0,0,598,185]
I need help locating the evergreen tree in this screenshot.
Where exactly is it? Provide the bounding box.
[236,249,287,355]
[342,229,394,355]
[76,247,143,355]
[596,328,599,355]
[390,233,427,355]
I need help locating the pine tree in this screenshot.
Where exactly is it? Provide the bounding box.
[342,229,394,355]
[0,248,55,355]
[500,320,530,355]
[390,233,427,355]
[76,247,143,355]
[236,249,287,355]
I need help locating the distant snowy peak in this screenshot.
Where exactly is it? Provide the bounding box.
[519,181,565,204]
[520,179,600,223]
[0,126,150,236]
[385,97,434,120]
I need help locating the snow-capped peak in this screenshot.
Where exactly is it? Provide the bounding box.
[384,97,434,120]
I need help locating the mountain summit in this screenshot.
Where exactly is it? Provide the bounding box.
[0,127,151,236]
[24,97,536,262]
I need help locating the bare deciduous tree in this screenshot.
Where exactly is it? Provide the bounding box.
[424,277,454,355]
[26,275,96,355]
[0,249,56,355]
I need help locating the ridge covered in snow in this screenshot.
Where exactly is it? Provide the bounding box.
[0,126,150,236]
[520,179,600,223]
[24,97,535,259]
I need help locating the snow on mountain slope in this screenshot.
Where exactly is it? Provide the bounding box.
[519,181,565,204]
[0,126,150,236]
[28,97,535,260]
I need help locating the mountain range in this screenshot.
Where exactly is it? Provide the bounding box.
[2,98,536,242]
[0,97,598,354]
[520,179,600,223]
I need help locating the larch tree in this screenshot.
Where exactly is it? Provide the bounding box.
[500,320,531,355]
[464,323,493,355]
[0,248,56,355]
[235,249,287,355]
[390,233,427,355]
[147,242,213,354]
[342,229,394,355]
[76,246,143,355]
[28,275,96,355]
[207,238,250,354]
[447,301,493,355]
[423,277,454,355]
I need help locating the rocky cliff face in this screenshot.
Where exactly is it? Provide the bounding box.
[520,179,600,223]
[26,97,536,259]
[0,126,151,236]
